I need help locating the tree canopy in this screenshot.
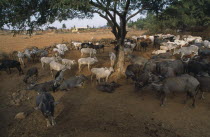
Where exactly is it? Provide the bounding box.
[0,0,92,30]
[0,0,176,75]
[128,0,210,33]
[0,0,163,37]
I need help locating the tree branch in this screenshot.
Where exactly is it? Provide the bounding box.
[90,0,120,30]
[93,10,112,26]
[93,10,118,39]
[124,0,131,16]
[126,8,145,22]
[99,0,122,17]
[113,1,117,20]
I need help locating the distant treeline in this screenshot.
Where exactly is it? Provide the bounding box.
[128,0,210,34]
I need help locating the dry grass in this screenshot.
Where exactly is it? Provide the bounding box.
[0,29,146,53]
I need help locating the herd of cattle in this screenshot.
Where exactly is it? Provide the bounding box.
[125,34,210,107]
[1,33,210,127]
[0,41,117,127]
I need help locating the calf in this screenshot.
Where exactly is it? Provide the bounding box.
[81,48,96,57]
[53,48,65,56]
[96,82,121,93]
[49,61,71,77]
[91,67,114,83]
[59,75,88,91]
[54,70,65,84]
[27,80,60,93]
[36,92,56,127]
[94,45,104,53]
[78,57,98,72]
[72,42,82,50]
[56,44,68,52]
[0,60,23,75]
[61,59,76,67]
[23,67,38,84]
[40,56,61,69]
[81,42,94,49]
[33,49,48,60]
[173,45,199,59]
[140,41,149,51]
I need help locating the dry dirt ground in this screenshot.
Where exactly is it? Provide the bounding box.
[0,30,210,137]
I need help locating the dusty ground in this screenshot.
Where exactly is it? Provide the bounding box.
[0,30,210,137]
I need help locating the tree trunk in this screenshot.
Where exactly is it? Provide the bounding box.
[114,17,127,79]
[115,44,125,78]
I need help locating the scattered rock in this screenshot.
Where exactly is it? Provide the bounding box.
[15,112,26,119]
[19,94,24,100]
[158,122,165,128]
[10,100,15,105]
[12,93,17,97]
[20,90,27,95]
[15,99,20,104]
[10,90,30,106]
